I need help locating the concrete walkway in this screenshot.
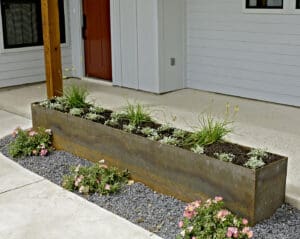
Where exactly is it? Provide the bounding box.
[0,79,299,209]
[0,110,161,239]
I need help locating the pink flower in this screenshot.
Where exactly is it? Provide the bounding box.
[214,196,223,202]
[191,200,201,208]
[45,129,52,135]
[242,227,253,238]
[178,221,183,228]
[242,218,249,225]
[217,209,230,221]
[40,149,48,156]
[75,175,84,187]
[105,184,111,191]
[192,237,196,239]
[227,227,238,238]
[12,127,21,137]
[29,130,38,137]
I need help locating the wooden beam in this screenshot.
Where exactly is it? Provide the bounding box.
[41,0,63,98]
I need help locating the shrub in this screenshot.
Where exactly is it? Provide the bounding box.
[185,105,238,147]
[177,197,253,239]
[64,85,89,108]
[62,161,130,195]
[9,127,53,158]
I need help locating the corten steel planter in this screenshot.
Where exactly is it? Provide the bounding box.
[32,103,288,225]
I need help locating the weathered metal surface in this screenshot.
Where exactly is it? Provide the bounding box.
[32,103,288,225]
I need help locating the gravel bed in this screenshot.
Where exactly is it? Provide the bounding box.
[1,135,300,239]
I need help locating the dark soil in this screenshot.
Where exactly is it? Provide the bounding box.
[204,141,281,166]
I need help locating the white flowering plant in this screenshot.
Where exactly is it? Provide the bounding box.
[177,197,253,239]
[9,127,53,158]
[62,161,130,195]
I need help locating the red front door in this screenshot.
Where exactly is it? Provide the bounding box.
[83,0,112,81]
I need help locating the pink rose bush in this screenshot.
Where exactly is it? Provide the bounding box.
[177,196,253,239]
[9,127,53,158]
[62,160,130,195]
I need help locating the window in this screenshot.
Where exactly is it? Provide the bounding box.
[296,0,300,8]
[246,0,283,8]
[1,0,66,49]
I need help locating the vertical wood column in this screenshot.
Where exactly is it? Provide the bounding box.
[41,0,63,98]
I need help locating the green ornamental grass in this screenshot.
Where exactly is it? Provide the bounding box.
[64,85,89,108]
[122,102,153,127]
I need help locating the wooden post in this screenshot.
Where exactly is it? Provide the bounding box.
[41,0,63,98]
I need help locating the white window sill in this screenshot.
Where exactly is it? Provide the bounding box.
[0,42,70,54]
[243,8,300,14]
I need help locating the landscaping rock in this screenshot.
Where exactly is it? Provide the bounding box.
[0,136,299,239]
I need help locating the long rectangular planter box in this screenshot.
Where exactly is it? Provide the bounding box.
[32,103,288,225]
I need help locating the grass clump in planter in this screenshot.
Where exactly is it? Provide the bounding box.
[64,85,90,109]
[62,160,130,195]
[9,127,53,158]
[185,105,238,148]
[177,197,253,239]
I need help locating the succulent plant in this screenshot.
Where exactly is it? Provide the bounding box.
[214,152,235,162]
[191,145,204,154]
[69,108,84,116]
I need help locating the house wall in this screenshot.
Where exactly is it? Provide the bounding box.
[111,0,185,93]
[186,0,300,106]
[0,1,73,88]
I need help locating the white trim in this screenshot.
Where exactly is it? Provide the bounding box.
[82,77,113,86]
[0,0,71,54]
[242,0,300,14]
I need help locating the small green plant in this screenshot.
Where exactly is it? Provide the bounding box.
[141,127,156,136]
[89,106,105,114]
[69,108,84,116]
[159,136,179,146]
[64,85,89,108]
[173,129,187,138]
[62,161,130,195]
[191,145,204,154]
[122,102,153,127]
[177,197,253,239]
[214,152,235,163]
[244,157,265,169]
[247,148,268,159]
[123,124,136,133]
[158,124,173,133]
[85,113,103,121]
[244,148,267,169]
[9,127,53,158]
[185,105,238,147]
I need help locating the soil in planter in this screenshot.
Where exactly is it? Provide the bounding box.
[38,102,284,168]
[204,141,280,166]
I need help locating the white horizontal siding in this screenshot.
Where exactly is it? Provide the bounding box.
[187,0,300,106]
[0,0,72,88]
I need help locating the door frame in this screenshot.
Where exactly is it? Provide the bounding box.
[70,0,114,82]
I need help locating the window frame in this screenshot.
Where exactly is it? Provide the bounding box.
[0,0,69,53]
[243,0,300,14]
[245,0,284,9]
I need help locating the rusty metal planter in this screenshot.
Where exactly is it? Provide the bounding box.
[32,103,288,225]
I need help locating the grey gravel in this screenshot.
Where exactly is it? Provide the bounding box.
[1,135,300,239]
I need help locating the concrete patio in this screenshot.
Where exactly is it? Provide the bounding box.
[0,78,299,210]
